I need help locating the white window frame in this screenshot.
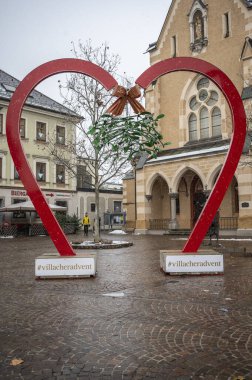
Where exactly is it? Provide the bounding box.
[33,159,49,183]
[113,200,122,213]
[20,117,27,139]
[35,120,47,142]
[56,125,66,145]
[0,154,6,179]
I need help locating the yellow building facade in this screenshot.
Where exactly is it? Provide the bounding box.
[123,0,252,236]
[0,69,79,229]
[0,69,123,234]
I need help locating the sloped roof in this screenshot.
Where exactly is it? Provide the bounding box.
[147,0,252,53]
[0,69,79,117]
[243,0,252,7]
[123,170,135,180]
[146,138,230,165]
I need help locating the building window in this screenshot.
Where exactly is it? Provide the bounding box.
[171,35,177,57]
[212,107,222,137]
[55,200,67,215]
[114,201,122,212]
[189,113,197,141]
[200,107,209,139]
[207,91,218,106]
[197,78,209,90]
[56,164,65,184]
[223,12,230,38]
[0,114,3,134]
[36,162,46,182]
[56,126,65,144]
[14,166,20,180]
[77,165,92,189]
[187,77,222,142]
[91,203,96,212]
[36,122,46,141]
[12,198,26,219]
[20,118,25,138]
[189,96,200,111]
[0,157,2,179]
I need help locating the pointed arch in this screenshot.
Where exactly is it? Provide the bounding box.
[171,163,206,193]
[180,75,200,102]
[146,171,170,195]
[206,163,238,189]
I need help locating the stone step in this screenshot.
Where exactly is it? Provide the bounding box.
[164,229,191,235]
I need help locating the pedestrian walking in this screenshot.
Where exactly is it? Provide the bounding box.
[82,212,90,236]
[208,210,220,245]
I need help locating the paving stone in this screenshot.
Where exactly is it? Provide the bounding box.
[0,233,252,380]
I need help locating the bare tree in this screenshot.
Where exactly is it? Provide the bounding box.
[46,40,132,242]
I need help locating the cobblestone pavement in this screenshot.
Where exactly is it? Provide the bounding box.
[0,233,252,380]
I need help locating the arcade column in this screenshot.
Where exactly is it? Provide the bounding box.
[169,192,178,230]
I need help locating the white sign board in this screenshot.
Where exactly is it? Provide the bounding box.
[160,250,223,274]
[35,254,96,278]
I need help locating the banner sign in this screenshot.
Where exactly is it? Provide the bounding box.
[35,254,96,278]
[11,190,27,197]
[160,251,224,274]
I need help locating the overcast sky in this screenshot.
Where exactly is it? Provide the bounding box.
[1,0,171,102]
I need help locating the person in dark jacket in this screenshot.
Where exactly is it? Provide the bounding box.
[208,210,220,245]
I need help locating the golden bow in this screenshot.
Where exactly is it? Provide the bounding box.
[107,85,146,116]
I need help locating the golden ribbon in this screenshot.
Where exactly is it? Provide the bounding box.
[107,85,146,116]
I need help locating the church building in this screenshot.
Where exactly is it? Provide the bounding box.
[123,0,252,236]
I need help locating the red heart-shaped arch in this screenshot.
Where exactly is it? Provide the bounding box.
[6,57,246,255]
[136,57,246,252]
[6,59,117,256]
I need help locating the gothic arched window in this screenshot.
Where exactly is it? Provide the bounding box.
[212,107,221,137]
[200,107,209,139]
[188,77,222,142]
[189,113,197,141]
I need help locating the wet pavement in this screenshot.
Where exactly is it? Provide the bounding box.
[0,232,252,380]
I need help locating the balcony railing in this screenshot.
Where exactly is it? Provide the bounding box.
[149,219,170,230]
[219,217,238,230]
[149,217,238,231]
